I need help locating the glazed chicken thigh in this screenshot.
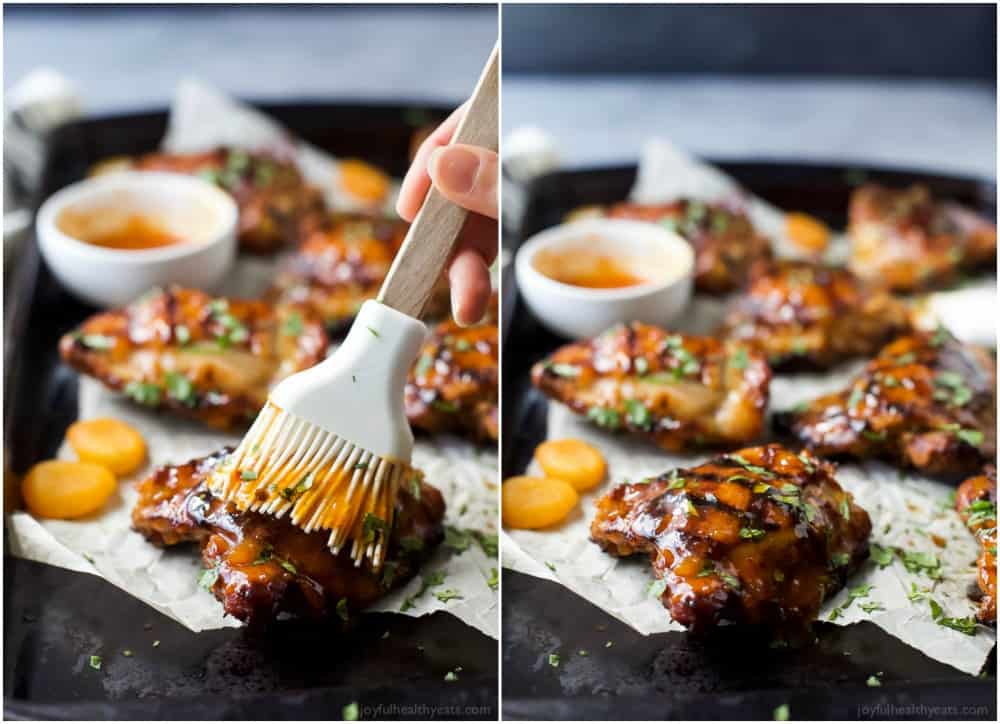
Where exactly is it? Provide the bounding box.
[531,323,771,450]
[405,316,499,442]
[270,212,450,332]
[848,184,996,292]
[956,466,997,624]
[132,448,445,626]
[596,199,773,293]
[132,148,327,254]
[722,260,910,370]
[775,329,996,478]
[60,286,328,429]
[591,444,871,632]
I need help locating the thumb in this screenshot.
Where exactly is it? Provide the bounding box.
[427,144,498,220]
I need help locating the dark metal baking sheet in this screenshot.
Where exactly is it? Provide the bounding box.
[3,102,498,721]
[500,161,997,721]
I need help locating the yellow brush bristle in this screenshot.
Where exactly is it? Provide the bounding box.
[208,401,408,569]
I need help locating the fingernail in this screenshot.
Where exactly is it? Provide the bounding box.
[430,146,480,194]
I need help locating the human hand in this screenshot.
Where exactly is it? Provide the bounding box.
[397,103,498,326]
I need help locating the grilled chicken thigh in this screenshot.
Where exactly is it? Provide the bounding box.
[956,466,997,624]
[60,286,328,429]
[132,448,445,626]
[848,184,997,292]
[776,329,996,478]
[531,323,771,450]
[129,148,327,254]
[722,260,910,370]
[594,200,772,293]
[591,444,871,632]
[270,212,449,332]
[406,315,499,442]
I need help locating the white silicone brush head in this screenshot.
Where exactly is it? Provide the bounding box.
[270,300,428,462]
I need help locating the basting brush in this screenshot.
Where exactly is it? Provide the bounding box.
[208,45,498,569]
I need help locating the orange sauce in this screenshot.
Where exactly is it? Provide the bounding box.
[59,210,183,250]
[534,244,646,289]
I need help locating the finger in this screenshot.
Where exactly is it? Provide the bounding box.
[448,248,492,327]
[456,213,499,266]
[396,103,466,221]
[427,145,498,220]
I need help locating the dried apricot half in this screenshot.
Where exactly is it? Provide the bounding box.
[502,475,578,530]
[534,438,607,492]
[786,212,831,254]
[22,460,116,519]
[66,417,146,476]
[339,159,390,202]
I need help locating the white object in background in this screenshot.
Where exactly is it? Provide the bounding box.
[515,218,694,339]
[503,125,561,182]
[36,171,238,307]
[917,281,998,347]
[502,125,561,232]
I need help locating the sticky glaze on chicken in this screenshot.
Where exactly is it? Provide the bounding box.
[956,466,996,624]
[577,200,772,293]
[722,260,910,370]
[531,323,771,451]
[132,448,445,626]
[591,444,871,632]
[270,212,450,333]
[406,315,499,442]
[59,286,328,429]
[107,148,327,254]
[775,329,996,478]
[848,184,997,293]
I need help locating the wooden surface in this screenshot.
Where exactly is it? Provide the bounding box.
[378,44,499,319]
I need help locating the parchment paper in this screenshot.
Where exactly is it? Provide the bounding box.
[6,83,498,639]
[502,139,996,674]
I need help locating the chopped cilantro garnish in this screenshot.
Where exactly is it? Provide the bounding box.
[434,588,463,603]
[124,381,162,406]
[739,527,766,541]
[623,398,652,429]
[280,560,298,575]
[197,566,219,590]
[343,702,360,720]
[362,513,388,543]
[415,353,434,377]
[548,653,560,668]
[336,597,350,621]
[867,674,882,687]
[80,334,115,350]
[487,568,499,590]
[89,654,102,670]
[282,313,304,337]
[165,371,196,406]
[869,543,894,568]
[729,347,749,370]
[240,469,258,481]
[586,405,621,430]
[444,670,459,682]
[443,526,473,553]
[773,703,790,721]
[544,361,581,378]
[648,578,667,597]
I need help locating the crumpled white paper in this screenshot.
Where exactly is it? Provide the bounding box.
[6,83,498,639]
[502,139,996,674]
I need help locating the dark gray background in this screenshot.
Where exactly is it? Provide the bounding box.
[503,3,996,80]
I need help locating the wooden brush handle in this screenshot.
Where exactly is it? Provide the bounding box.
[378,43,499,319]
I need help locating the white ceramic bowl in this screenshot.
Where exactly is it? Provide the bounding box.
[36,171,238,308]
[514,218,694,339]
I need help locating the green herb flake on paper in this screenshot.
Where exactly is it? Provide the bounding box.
[343,701,360,720]
[89,654,102,671]
[336,597,350,621]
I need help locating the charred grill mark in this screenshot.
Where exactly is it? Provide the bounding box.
[591,444,870,633]
[780,330,995,478]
